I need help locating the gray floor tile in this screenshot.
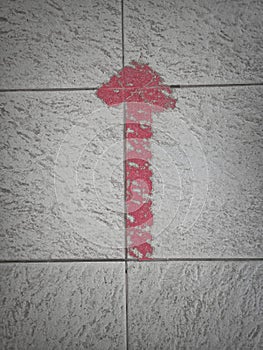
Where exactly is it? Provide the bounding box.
[0,0,122,88]
[124,0,263,85]
[149,86,263,258]
[0,91,125,259]
[0,262,125,350]
[128,261,263,350]
[1,88,262,260]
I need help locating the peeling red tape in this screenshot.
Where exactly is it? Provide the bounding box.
[97,61,176,260]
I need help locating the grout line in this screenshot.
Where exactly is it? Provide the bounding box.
[121,1,129,349]
[121,0,125,69]
[0,257,262,265]
[171,82,263,89]
[125,260,129,350]
[0,258,126,264]
[127,257,263,262]
[1,83,262,94]
[121,0,127,261]
[0,87,98,93]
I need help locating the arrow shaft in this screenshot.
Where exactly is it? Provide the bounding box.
[125,103,154,260]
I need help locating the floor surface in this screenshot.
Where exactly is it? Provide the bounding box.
[0,0,262,349]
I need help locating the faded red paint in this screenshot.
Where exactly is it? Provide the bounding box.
[125,102,154,260]
[97,61,176,260]
[97,61,176,109]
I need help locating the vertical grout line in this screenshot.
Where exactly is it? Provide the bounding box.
[124,100,129,349]
[125,259,129,350]
[121,0,125,69]
[121,0,126,261]
[121,0,129,349]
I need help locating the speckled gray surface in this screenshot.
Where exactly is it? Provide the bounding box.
[0,262,125,350]
[0,0,122,88]
[124,0,263,85]
[1,86,262,259]
[150,86,263,258]
[128,261,263,350]
[0,1,263,349]
[0,91,125,259]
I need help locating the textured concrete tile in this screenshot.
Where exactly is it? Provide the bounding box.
[0,91,125,259]
[128,261,263,350]
[0,262,125,350]
[150,86,263,258]
[124,0,263,85]
[0,0,122,88]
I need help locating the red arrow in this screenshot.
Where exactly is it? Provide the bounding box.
[97,61,176,260]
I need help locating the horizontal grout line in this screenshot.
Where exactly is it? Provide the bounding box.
[171,82,263,89]
[0,258,126,264]
[0,87,98,92]
[129,257,263,262]
[0,82,262,93]
[0,257,262,264]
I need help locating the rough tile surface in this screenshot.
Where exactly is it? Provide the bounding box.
[0,262,125,350]
[128,261,263,350]
[124,0,263,85]
[0,0,122,88]
[0,91,125,259]
[149,86,263,258]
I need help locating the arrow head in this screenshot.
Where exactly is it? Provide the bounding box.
[97,61,176,110]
